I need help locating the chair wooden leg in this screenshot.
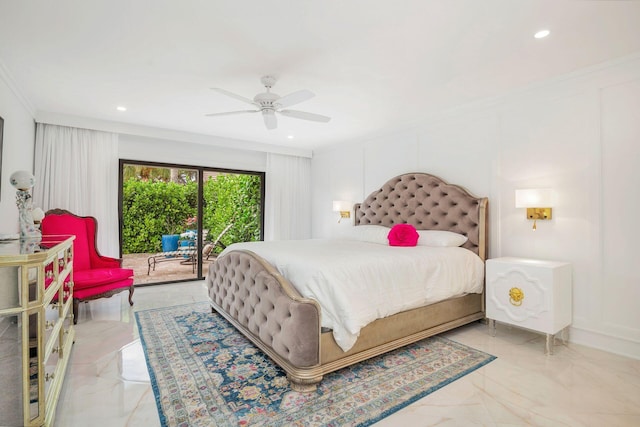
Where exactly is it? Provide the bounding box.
[73,299,79,325]
[128,286,134,306]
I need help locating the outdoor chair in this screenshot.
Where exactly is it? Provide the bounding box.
[41,209,134,324]
[147,223,233,274]
[203,222,233,260]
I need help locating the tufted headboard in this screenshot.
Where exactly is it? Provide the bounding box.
[354,173,488,260]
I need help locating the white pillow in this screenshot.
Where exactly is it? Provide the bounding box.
[349,225,389,245]
[417,230,468,247]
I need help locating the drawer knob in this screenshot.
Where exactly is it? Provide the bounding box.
[509,287,524,306]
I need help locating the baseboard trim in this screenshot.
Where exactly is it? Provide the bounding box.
[570,326,640,360]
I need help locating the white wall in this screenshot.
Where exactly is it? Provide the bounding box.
[0,67,35,234]
[311,54,640,359]
[0,67,35,318]
[118,134,267,173]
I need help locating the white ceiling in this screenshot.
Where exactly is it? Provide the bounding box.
[1,0,640,152]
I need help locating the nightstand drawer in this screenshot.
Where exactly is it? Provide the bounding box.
[486,257,572,335]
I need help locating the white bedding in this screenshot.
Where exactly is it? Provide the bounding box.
[220,239,484,352]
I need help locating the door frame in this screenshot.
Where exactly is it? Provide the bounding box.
[118,159,265,285]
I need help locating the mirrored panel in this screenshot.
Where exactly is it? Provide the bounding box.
[27,266,39,304]
[0,266,19,309]
[0,314,24,426]
[27,311,40,422]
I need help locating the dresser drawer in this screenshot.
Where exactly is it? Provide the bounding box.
[44,314,73,402]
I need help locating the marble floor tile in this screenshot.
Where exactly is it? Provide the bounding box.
[53,281,640,426]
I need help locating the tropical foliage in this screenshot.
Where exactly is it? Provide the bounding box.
[122,168,262,254]
[203,174,262,249]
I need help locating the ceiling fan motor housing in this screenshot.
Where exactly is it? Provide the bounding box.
[254,91,280,109]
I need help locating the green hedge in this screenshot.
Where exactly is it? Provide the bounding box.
[122,174,261,254]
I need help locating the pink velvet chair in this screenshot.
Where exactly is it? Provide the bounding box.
[42,209,134,324]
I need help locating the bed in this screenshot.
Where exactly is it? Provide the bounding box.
[206,172,488,391]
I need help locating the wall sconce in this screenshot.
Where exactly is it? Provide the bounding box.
[332,200,352,223]
[515,189,553,230]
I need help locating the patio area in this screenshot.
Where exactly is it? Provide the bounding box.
[122,252,214,285]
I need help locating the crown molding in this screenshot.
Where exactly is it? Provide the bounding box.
[35,111,313,158]
[0,58,36,117]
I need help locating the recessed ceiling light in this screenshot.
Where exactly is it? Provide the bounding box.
[534,29,550,39]
[287,135,294,139]
[116,106,127,111]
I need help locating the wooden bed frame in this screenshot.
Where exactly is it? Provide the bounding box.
[206,173,488,391]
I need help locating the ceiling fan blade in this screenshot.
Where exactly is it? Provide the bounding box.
[262,110,277,130]
[274,89,315,108]
[279,109,331,123]
[205,110,259,117]
[211,88,257,106]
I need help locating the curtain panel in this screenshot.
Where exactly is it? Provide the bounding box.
[264,153,311,241]
[34,123,119,257]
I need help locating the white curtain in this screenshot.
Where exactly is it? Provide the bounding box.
[34,123,119,257]
[264,153,311,240]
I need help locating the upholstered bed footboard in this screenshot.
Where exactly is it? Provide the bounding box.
[207,250,322,371]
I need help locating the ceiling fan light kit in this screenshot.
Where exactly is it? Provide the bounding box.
[207,75,331,130]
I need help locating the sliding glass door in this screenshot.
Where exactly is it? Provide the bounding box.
[119,160,264,286]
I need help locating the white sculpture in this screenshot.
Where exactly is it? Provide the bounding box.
[9,170,41,240]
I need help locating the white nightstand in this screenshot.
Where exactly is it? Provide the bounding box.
[486,257,572,354]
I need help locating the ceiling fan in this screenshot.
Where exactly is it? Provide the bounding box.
[206,75,331,130]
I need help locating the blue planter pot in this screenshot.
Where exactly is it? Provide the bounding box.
[161,234,180,252]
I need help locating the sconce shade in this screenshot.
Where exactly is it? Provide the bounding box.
[515,189,553,208]
[332,200,352,212]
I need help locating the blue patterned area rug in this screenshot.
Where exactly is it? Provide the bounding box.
[136,302,495,427]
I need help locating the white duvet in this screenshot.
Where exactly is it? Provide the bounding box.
[220,239,484,352]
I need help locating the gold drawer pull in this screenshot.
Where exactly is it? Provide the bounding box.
[509,287,524,306]
[45,372,55,382]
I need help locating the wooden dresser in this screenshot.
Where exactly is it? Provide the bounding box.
[0,235,75,427]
